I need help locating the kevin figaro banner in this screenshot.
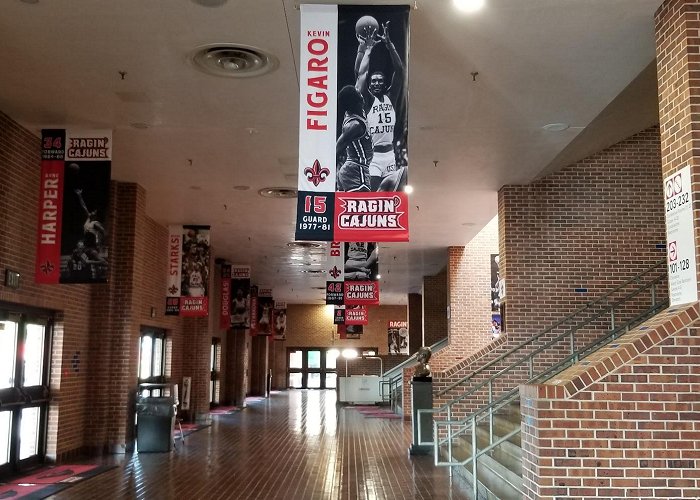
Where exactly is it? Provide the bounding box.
[166,225,210,317]
[296,4,410,243]
[36,129,111,284]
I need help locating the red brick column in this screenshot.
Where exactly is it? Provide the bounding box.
[407,292,422,355]
[657,0,700,292]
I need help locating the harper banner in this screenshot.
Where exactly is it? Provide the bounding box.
[36,129,111,284]
[296,4,410,243]
[166,225,210,317]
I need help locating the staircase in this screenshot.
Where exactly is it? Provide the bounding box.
[420,260,668,499]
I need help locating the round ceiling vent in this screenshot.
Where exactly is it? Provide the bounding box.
[190,44,279,78]
[259,187,297,199]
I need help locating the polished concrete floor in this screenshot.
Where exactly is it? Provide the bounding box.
[50,390,470,499]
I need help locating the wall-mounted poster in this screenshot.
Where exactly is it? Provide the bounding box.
[387,320,408,355]
[295,4,410,243]
[36,129,111,284]
[165,225,210,317]
[490,254,501,312]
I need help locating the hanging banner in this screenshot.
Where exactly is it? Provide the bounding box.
[256,287,274,335]
[273,301,287,340]
[249,286,259,333]
[36,129,111,284]
[219,264,232,329]
[387,320,408,355]
[338,323,363,339]
[296,4,410,243]
[346,305,368,325]
[326,241,345,305]
[344,242,379,305]
[165,225,210,317]
[334,305,346,325]
[231,265,251,328]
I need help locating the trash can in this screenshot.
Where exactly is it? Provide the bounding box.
[136,395,175,452]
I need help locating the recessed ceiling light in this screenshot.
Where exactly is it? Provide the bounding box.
[190,44,279,78]
[542,123,570,132]
[233,185,250,191]
[376,274,382,279]
[258,187,297,198]
[453,0,485,13]
[404,185,414,194]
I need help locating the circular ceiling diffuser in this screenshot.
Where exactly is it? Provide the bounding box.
[258,187,297,199]
[190,44,279,78]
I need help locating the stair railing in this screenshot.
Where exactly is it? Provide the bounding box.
[380,337,449,409]
[411,260,667,497]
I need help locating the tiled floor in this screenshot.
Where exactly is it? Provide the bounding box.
[49,390,470,499]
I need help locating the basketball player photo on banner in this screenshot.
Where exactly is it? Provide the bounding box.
[36,129,111,284]
[344,241,379,305]
[165,225,210,317]
[296,4,410,243]
[273,301,287,341]
[230,265,251,328]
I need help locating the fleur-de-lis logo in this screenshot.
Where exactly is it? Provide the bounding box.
[304,159,330,187]
[40,261,55,274]
[328,266,341,279]
[168,285,179,295]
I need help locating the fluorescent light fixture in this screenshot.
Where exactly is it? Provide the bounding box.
[453,0,485,13]
[342,349,358,359]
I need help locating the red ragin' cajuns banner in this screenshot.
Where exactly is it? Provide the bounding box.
[166,225,211,317]
[219,264,232,329]
[326,241,345,305]
[296,4,410,243]
[344,242,379,305]
[36,129,111,284]
[346,305,368,325]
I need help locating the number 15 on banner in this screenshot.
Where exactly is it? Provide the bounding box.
[295,191,335,241]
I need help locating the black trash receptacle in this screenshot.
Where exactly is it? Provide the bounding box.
[136,396,175,452]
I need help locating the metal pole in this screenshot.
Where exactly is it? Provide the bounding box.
[472,415,478,500]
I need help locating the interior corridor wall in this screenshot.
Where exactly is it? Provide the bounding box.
[0,111,221,457]
[500,126,665,343]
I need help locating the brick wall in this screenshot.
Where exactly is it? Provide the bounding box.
[521,304,700,499]
[429,126,667,428]
[423,267,447,347]
[279,304,407,381]
[0,111,221,458]
[407,292,422,355]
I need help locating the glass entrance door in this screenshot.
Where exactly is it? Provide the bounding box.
[0,311,51,476]
[287,348,338,389]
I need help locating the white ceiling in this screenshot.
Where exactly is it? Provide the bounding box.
[0,0,663,304]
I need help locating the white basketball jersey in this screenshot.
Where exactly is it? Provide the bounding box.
[367,96,395,147]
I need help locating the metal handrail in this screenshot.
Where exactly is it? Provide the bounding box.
[426,277,668,498]
[437,259,666,397]
[425,271,666,422]
[433,295,668,463]
[382,337,449,379]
